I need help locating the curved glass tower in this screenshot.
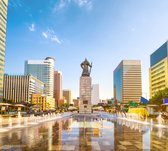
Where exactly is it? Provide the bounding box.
[25,57,55,97]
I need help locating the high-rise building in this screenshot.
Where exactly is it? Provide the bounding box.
[3,74,44,103]
[25,57,55,97]
[63,90,71,104]
[149,41,168,98]
[54,71,62,107]
[113,60,142,103]
[91,84,100,105]
[0,0,8,98]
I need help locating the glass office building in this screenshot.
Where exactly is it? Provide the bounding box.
[114,60,142,103]
[113,65,123,103]
[0,0,8,98]
[25,57,55,97]
[149,41,168,98]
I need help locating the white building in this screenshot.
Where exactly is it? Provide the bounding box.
[3,74,44,103]
[25,57,55,97]
[91,84,100,105]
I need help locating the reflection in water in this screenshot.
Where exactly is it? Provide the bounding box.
[143,127,150,150]
[0,115,168,150]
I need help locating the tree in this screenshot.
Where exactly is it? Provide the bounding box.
[128,101,138,107]
[2,98,13,104]
[60,103,69,109]
[2,98,7,103]
[149,87,168,105]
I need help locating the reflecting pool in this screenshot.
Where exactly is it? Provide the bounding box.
[0,113,168,151]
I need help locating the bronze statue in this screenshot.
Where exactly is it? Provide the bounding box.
[81,58,92,76]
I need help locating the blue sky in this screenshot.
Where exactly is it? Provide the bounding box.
[5,0,168,99]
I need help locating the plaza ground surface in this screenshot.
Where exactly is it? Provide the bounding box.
[0,113,168,151]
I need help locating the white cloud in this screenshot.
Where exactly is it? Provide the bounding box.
[74,0,93,10]
[53,0,93,12]
[76,0,88,7]
[9,0,23,8]
[53,0,67,12]
[42,32,48,38]
[51,35,61,44]
[86,1,93,10]
[42,29,61,44]
[29,23,35,32]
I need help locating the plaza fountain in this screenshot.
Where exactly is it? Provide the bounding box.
[0,115,8,132]
[24,116,28,126]
[8,116,12,128]
[102,110,168,132]
[155,112,166,128]
[14,112,26,128]
[28,114,39,125]
[0,112,75,133]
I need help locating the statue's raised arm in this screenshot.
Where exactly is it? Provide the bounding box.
[80,58,92,77]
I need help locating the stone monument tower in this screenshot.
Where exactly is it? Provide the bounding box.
[79,58,92,113]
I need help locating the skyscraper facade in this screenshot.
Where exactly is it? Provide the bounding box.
[149,41,168,98]
[0,0,8,98]
[3,74,44,103]
[63,90,71,104]
[91,84,100,105]
[114,60,142,103]
[54,71,62,107]
[25,57,55,97]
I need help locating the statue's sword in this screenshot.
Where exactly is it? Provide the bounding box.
[90,62,92,75]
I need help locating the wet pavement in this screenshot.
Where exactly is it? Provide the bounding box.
[0,113,168,151]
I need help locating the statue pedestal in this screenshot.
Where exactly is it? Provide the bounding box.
[79,76,92,114]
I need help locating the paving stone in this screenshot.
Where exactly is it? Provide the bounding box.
[62,145,75,150]
[117,145,127,150]
[119,141,133,145]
